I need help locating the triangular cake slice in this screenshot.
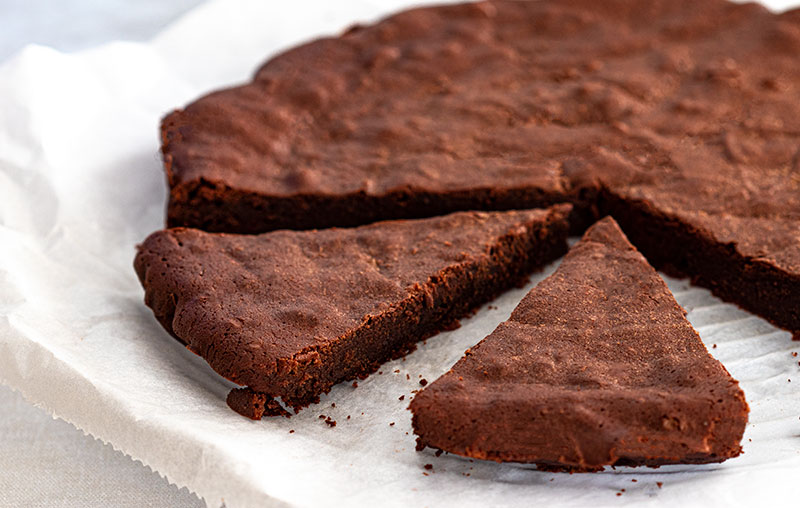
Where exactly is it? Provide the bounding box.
[410,217,748,471]
[134,205,570,419]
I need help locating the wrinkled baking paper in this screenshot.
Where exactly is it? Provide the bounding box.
[1,0,799,506]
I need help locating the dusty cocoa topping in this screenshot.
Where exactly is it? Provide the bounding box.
[410,217,749,470]
[161,0,800,333]
[134,207,570,417]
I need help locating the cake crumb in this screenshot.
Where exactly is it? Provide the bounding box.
[406,374,410,380]
[422,472,429,476]
[347,415,351,420]
[379,371,383,375]
[352,381,358,388]
[324,417,336,427]
[712,344,717,348]
[631,479,637,482]
[399,395,405,401]
[389,422,395,426]
[657,482,663,488]
[424,464,433,470]
[289,429,295,434]
[319,414,326,419]
[394,369,400,373]
[616,493,622,497]
[420,379,428,386]
[331,403,336,408]
[435,449,443,457]
[792,352,798,357]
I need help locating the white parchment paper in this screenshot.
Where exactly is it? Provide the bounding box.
[1,1,799,506]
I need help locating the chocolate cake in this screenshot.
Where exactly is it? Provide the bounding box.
[160,0,799,334]
[410,217,749,470]
[134,206,570,418]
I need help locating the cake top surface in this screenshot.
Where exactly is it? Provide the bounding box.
[425,217,741,394]
[162,0,800,269]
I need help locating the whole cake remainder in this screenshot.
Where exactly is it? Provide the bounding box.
[161,0,800,334]
[410,217,749,470]
[134,206,570,418]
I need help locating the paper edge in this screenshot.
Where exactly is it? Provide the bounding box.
[0,323,291,508]
[0,381,204,504]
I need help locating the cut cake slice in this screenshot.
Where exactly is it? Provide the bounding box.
[410,216,748,470]
[134,206,570,418]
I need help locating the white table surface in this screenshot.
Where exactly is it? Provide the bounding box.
[0,384,205,507]
[0,2,210,506]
